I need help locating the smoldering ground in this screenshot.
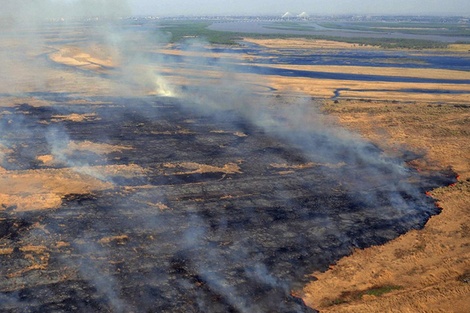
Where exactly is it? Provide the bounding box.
[0,95,453,312]
[0,6,456,313]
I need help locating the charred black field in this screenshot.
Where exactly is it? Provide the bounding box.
[0,94,455,313]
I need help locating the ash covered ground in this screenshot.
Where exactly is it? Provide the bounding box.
[0,94,454,313]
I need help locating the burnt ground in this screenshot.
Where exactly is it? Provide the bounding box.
[0,95,455,313]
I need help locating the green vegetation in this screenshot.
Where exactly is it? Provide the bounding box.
[159,21,242,45]
[326,285,404,306]
[363,285,404,297]
[158,20,450,49]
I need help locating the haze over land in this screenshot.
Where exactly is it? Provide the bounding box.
[129,0,470,16]
[1,0,470,20]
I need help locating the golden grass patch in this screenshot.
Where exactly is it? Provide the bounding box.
[243,38,375,50]
[49,46,115,72]
[99,235,129,245]
[51,113,101,123]
[162,162,242,175]
[267,75,470,103]
[0,165,150,211]
[302,99,470,313]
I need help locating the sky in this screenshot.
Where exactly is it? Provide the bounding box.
[1,0,469,22]
[129,0,470,16]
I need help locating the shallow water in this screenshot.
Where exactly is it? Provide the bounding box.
[209,21,470,43]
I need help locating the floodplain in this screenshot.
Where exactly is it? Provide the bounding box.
[0,17,469,312]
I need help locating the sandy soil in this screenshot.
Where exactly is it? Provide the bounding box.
[301,100,470,313]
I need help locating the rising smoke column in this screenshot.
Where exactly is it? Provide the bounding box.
[173,38,439,235]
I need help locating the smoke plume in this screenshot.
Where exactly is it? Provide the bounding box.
[0,4,452,313]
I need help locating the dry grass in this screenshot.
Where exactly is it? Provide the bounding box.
[0,97,52,108]
[157,47,253,61]
[67,141,133,154]
[243,38,375,50]
[19,245,47,253]
[49,46,115,72]
[302,99,470,313]
[99,235,129,245]
[5,245,50,278]
[51,113,101,123]
[0,164,149,212]
[267,76,470,103]
[0,248,14,255]
[210,130,248,137]
[162,162,242,175]
[324,100,470,179]
[447,44,470,52]
[270,162,345,171]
